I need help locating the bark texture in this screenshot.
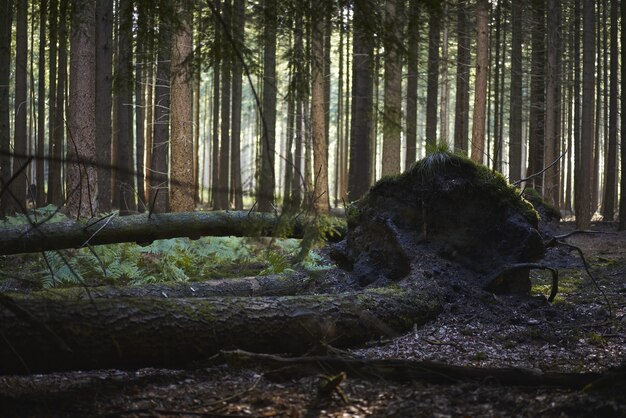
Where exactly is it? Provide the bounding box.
[0,287,439,374]
[470,0,488,164]
[170,0,195,212]
[0,211,345,255]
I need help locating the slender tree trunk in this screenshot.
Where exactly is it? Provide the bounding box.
[340,10,350,202]
[453,0,470,155]
[49,0,67,207]
[425,4,440,147]
[491,0,502,172]
[527,0,545,192]
[591,4,602,213]
[35,0,47,208]
[67,0,97,219]
[576,0,595,229]
[544,0,561,208]
[470,0,489,164]
[334,10,343,205]
[601,0,618,221]
[618,0,626,231]
[311,2,329,213]
[114,0,135,214]
[0,0,13,217]
[150,8,171,214]
[348,0,373,201]
[9,0,28,213]
[135,3,146,212]
[508,0,523,182]
[231,0,245,210]
[215,0,232,210]
[257,0,277,212]
[95,0,112,213]
[144,11,155,204]
[382,0,403,176]
[405,0,419,166]
[169,0,194,212]
[439,0,449,147]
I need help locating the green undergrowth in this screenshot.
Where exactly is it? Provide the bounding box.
[0,236,334,290]
[531,269,586,303]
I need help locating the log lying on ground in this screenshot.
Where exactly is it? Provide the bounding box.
[0,287,441,374]
[23,273,311,300]
[223,350,603,389]
[0,211,345,256]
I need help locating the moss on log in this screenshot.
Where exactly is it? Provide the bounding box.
[0,287,441,374]
[0,211,345,256]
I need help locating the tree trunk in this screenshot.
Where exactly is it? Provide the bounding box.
[35,0,47,208]
[544,0,561,208]
[0,287,439,374]
[491,0,502,172]
[67,0,97,219]
[425,4,440,147]
[439,0,449,147]
[170,0,195,212]
[470,0,489,164]
[348,0,373,201]
[9,0,28,214]
[405,0,419,166]
[134,2,146,213]
[48,0,67,207]
[601,0,617,221]
[618,0,626,230]
[508,0,523,182]
[0,210,345,256]
[527,0,545,192]
[231,0,245,210]
[453,0,469,154]
[311,4,329,214]
[576,0,595,229]
[0,0,13,218]
[150,8,171,214]
[216,0,232,211]
[382,0,403,176]
[114,0,136,215]
[95,0,113,213]
[257,0,277,212]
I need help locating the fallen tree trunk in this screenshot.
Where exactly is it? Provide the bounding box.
[25,273,311,300]
[0,287,441,374]
[0,211,345,256]
[223,350,603,389]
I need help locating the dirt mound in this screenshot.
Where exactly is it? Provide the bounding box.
[331,151,545,293]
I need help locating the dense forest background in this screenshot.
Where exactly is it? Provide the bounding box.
[0,0,624,230]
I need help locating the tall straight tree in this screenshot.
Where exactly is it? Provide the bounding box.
[46,0,58,206]
[601,0,618,221]
[576,0,595,229]
[115,0,136,214]
[425,2,440,146]
[95,0,112,212]
[0,0,13,216]
[453,0,470,154]
[230,0,245,210]
[311,1,329,213]
[381,0,403,175]
[215,0,232,210]
[527,0,546,193]
[508,0,523,182]
[134,2,146,212]
[35,0,47,208]
[348,0,373,201]
[210,0,221,207]
[405,0,419,166]
[257,0,277,212]
[170,0,195,212]
[618,0,626,230]
[9,0,28,213]
[49,0,68,206]
[150,7,171,213]
[470,0,489,164]
[67,0,97,218]
[544,0,561,208]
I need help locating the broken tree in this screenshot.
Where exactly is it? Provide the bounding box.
[0,151,557,374]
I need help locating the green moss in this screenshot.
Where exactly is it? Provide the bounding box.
[586,331,607,347]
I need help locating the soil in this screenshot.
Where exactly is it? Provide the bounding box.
[1,221,625,417]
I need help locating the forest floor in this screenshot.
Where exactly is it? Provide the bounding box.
[1,221,625,417]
